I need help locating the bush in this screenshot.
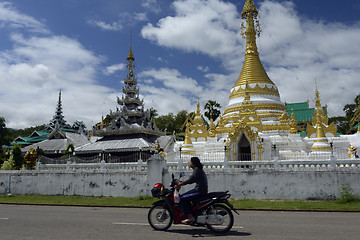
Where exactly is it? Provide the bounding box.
[12,144,23,170]
[1,155,15,170]
[337,184,359,203]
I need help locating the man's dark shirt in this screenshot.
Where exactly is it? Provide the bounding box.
[183,167,208,195]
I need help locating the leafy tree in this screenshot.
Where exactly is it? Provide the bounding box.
[0,117,10,147]
[328,116,349,135]
[0,149,5,166]
[343,94,360,119]
[12,144,24,170]
[155,113,176,134]
[149,108,158,118]
[329,94,360,134]
[1,154,14,170]
[155,110,190,135]
[174,110,188,132]
[64,144,75,155]
[204,100,221,121]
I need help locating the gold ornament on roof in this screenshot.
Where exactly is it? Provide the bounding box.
[183,100,209,142]
[307,87,337,138]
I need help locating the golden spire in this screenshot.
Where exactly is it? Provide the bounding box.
[196,98,200,114]
[315,89,321,110]
[127,47,134,69]
[58,90,61,101]
[230,0,279,96]
[191,99,209,141]
[127,31,135,69]
[219,0,286,134]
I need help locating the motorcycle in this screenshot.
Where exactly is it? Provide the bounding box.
[148,172,239,233]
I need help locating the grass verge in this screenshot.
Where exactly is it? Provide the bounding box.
[1,195,360,211]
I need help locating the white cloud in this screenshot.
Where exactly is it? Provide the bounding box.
[0,6,117,129]
[87,19,123,31]
[0,2,49,34]
[142,0,161,14]
[88,12,148,31]
[197,65,209,73]
[104,63,126,75]
[141,0,241,57]
[140,68,203,94]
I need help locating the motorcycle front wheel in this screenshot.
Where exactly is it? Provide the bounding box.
[148,205,173,231]
[206,204,234,233]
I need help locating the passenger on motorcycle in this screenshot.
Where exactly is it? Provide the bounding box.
[175,157,208,224]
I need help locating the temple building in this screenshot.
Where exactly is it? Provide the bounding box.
[75,46,175,161]
[21,91,89,157]
[176,0,351,162]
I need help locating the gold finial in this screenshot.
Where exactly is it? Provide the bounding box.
[315,83,321,110]
[241,0,258,19]
[127,31,135,69]
[196,99,200,114]
[59,90,61,101]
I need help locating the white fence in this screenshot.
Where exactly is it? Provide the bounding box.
[36,155,360,171]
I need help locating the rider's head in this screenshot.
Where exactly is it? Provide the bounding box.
[190,157,203,169]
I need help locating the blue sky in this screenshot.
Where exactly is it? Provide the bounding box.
[0,0,360,129]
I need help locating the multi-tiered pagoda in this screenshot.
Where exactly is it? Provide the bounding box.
[93,46,164,138]
[76,46,172,161]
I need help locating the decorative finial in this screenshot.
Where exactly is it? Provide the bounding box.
[315,81,321,110]
[196,98,200,114]
[241,0,258,19]
[127,33,135,69]
[241,0,261,55]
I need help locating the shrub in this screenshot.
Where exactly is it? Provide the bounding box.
[337,184,359,203]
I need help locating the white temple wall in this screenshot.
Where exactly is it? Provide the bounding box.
[1,169,359,200]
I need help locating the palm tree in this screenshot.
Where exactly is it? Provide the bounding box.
[204,100,221,121]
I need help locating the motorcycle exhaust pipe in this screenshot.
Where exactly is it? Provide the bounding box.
[197,214,224,225]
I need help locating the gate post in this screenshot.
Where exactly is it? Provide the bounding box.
[146,154,169,196]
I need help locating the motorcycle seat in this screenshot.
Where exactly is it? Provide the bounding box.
[196,191,228,202]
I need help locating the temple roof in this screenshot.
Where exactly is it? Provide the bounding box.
[76,135,174,153]
[286,102,327,122]
[22,131,90,153]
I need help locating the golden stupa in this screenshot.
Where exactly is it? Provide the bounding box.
[218,0,288,134]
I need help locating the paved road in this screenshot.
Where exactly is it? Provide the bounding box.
[0,204,360,240]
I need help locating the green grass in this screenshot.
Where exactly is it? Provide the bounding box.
[1,195,360,211]
[231,199,360,212]
[0,195,157,208]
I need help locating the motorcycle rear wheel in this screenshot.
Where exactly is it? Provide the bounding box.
[206,204,234,233]
[148,205,173,231]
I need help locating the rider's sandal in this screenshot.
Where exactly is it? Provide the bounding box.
[181,219,195,225]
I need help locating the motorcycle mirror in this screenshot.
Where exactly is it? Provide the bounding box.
[180,172,185,178]
[172,173,174,180]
